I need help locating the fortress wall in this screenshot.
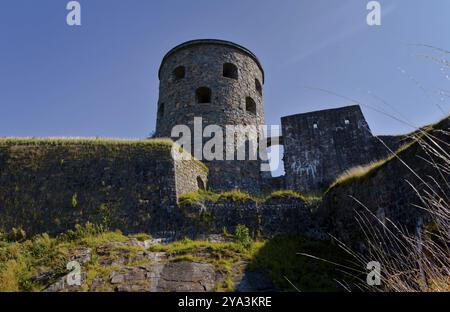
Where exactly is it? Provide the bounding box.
[281,105,377,194]
[373,134,410,156]
[0,139,207,235]
[174,152,209,198]
[177,198,323,240]
[321,117,450,248]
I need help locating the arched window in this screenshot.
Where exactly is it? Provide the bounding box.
[196,87,211,104]
[223,63,238,80]
[344,119,350,125]
[173,66,185,80]
[197,176,205,190]
[313,122,318,129]
[158,102,164,118]
[255,78,262,96]
[245,97,256,115]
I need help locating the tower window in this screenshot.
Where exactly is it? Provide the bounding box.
[197,176,205,190]
[196,87,211,104]
[313,122,318,129]
[223,63,238,80]
[158,102,164,118]
[245,97,256,115]
[173,66,185,80]
[255,78,262,96]
[344,119,350,125]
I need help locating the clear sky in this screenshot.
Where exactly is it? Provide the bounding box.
[1,1,449,140]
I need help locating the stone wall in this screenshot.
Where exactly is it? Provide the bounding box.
[0,139,207,235]
[155,40,266,194]
[177,198,323,240]
[173,149,209,198]
[320,117,450,247]
[282,105,386,194]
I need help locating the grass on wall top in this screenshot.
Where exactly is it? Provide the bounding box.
[0,137,209,172]
[0,137,174,147]
[178,189,318,206]
[325,115,450,194]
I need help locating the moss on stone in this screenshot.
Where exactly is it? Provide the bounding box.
[178,189,318,207]
[266,190,321,202]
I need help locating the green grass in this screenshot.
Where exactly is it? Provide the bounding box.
[129,233,152,242]
[217,190,256,202]
[178,189,258,206]
[0,224,256,292]
[178,190,221,206]
[0,225,351,292]
[149,237,262,292]
[178,189,318,206]
[149,235,350,292]
[0,233,69,291]
[0,224,136,291]
[0,136,209,173]
[266,190,321,202]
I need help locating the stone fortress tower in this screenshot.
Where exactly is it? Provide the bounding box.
[154,39,406,195]
[155,39,266,193]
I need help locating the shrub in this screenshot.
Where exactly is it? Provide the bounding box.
[234,224,253,249]
[7,228,26,242]
[71,193,78,208]
[61,223,106,241]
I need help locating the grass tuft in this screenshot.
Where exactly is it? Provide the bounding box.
[266,190,321,202]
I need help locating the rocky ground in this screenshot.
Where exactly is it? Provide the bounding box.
[0,224,347,292]
[42,236,275,292]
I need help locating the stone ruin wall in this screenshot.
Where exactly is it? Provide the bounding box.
[280,105,408,194]
[0,140,207,235]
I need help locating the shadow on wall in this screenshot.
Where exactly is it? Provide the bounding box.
[241,236,355,292]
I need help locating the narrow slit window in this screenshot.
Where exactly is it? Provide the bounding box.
[246,97,256,115]
[158,102,164,118]
[255,78,262,96]
[197,177,205,190]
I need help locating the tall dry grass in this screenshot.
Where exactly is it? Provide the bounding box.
[331,127,450,292]
[303,44,450,292]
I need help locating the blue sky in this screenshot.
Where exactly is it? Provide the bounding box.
[0,0,449,140]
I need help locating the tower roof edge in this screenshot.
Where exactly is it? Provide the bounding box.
[158,39,264,82]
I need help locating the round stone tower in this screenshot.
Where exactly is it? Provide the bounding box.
[155,39,266,193]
